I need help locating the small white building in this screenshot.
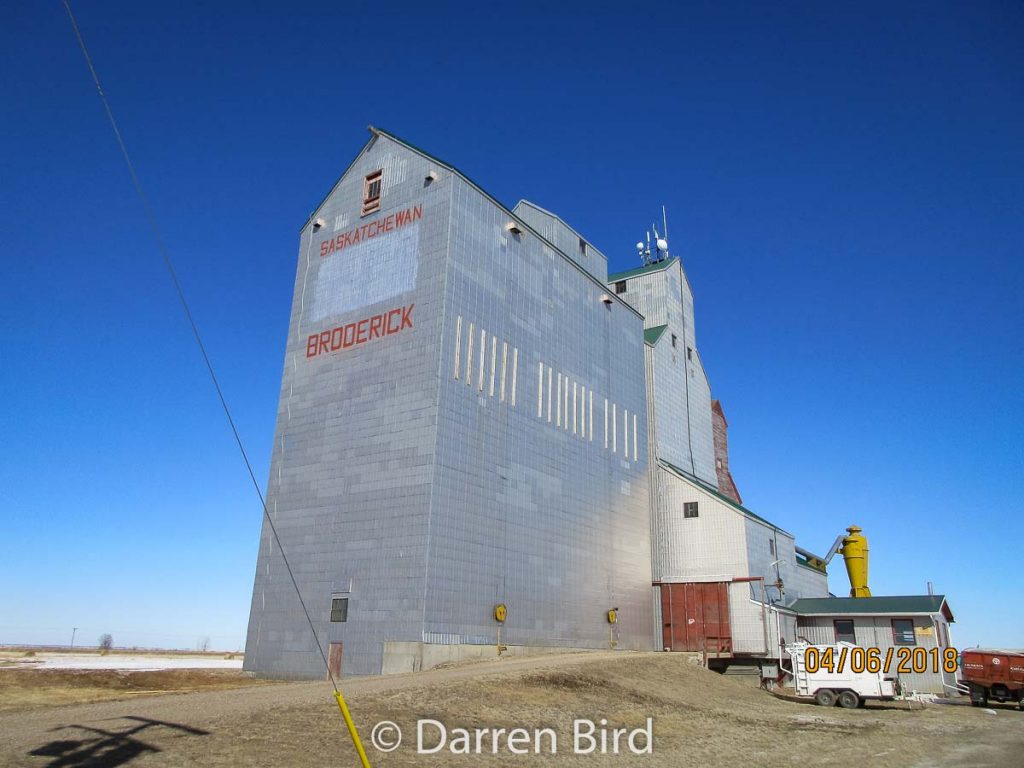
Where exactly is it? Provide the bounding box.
[789,595,957,695]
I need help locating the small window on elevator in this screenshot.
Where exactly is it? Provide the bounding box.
[362,170,382,216]
[579,237,587,257]
[615,280,627,294]
[330,597,349,622]
[683,502,699,519]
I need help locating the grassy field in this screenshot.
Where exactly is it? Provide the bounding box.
[0,667,272,712]
[1,651,1020,767]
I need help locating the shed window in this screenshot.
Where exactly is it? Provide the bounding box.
[614,280,627,294]
[361,170,382,216]
[683,502,699,519]
[330,597,349,623]
[891,618,916,646]
[834,619,856,644]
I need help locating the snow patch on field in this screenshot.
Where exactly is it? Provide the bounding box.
[5,653,243,671]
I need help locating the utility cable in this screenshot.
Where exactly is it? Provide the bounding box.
[60,3,370,765]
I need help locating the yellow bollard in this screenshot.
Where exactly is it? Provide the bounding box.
[333,689,372,768]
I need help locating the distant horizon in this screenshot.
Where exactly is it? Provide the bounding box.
[1,643,243,653]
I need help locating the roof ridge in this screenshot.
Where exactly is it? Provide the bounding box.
[303,127,643,321]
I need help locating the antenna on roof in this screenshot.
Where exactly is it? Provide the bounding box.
[635,209,672,267]
[651,222,668,262]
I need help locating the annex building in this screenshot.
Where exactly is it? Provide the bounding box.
[244,128,829,679]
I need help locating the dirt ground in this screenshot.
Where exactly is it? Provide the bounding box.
[1,651,1021,767]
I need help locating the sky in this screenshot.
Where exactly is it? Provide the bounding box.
[1,1,1021,651]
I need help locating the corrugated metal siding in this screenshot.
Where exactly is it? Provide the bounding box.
[245,136,655,679]
[744,521,828,603]
[424,173,653,654]
[245,136,450,678]
[654,468,747,580]
[728,584,769,655]
[511,201,608,283]
[617,262,717,487]
[788,563,830,600]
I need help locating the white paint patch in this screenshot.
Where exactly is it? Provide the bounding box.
[309,222,419,323]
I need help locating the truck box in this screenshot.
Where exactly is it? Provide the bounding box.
[960,649,1024,708]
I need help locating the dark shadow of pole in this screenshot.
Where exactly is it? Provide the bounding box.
[28,716,210,767]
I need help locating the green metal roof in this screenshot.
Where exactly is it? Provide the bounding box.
[658,459,792,536]
[644,325,668,346]
[608,257,678,282]
[790,595,954,622]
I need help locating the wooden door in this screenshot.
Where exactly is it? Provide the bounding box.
[328,642,343,679]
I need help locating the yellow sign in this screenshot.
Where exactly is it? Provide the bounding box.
[607,609,618,624]
[494,603,507,623]
[915,626,933,636]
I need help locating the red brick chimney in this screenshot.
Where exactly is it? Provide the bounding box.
[711,399,742,505]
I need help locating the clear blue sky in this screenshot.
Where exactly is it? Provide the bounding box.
[1,2,1021,651]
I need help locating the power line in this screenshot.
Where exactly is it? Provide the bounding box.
[59,0,338,693]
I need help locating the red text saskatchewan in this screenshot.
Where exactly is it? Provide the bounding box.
[319,205,423,258]
[306,304,414,359]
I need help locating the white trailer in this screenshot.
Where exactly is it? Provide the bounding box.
[785,641,899,708]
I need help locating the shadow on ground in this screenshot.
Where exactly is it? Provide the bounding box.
[28,716,209,767]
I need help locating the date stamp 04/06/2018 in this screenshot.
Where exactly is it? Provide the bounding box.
[803,646,959,675]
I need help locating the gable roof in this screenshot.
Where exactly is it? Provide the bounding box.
[608,257,679,283]
[790,595,954,622]
[659,459,792,536]
[303,126,643,321]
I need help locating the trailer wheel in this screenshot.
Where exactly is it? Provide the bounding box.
[838,690,860,709]
[814,688,837,707]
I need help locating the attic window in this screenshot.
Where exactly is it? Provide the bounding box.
[683,502,699,519]
[579,237,587,257]
[614,280,627,294]
[362,170,382,216]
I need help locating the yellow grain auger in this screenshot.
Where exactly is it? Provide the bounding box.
[796,525,872,597]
